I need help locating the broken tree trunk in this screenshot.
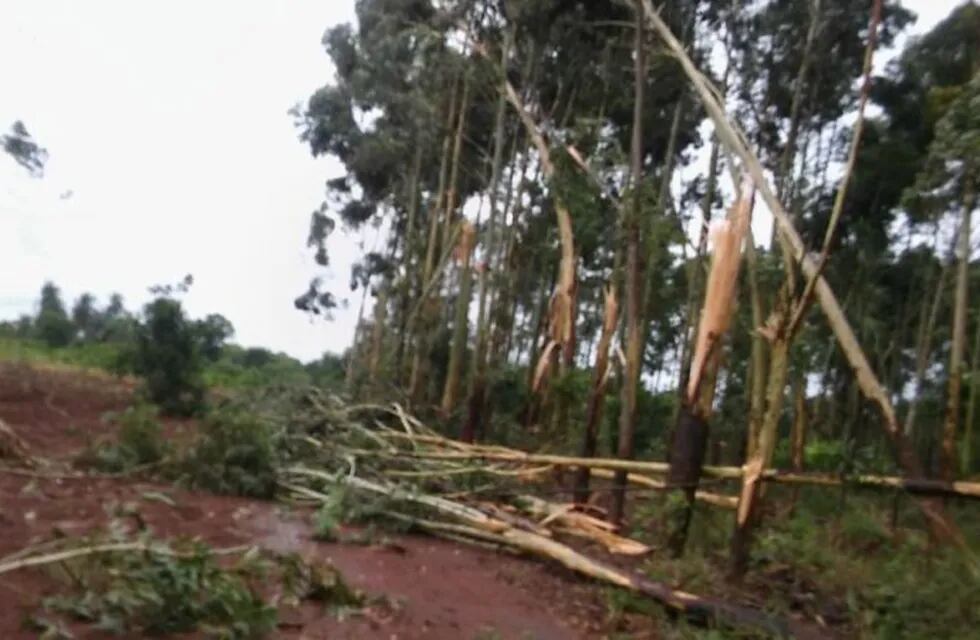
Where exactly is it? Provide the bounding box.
[730,310,791,578]
[378,435,980,500]
[638,0,965,547]
[667,175,755,556]
[284,468,793,636]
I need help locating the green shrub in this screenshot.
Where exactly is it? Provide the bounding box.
[312,485,351,542]
[838,509,891,552]
[80,404,169,473]
[860,545,980,638]
[133,298,205,416]
[36,282,74,348]
[43,542,277,639]
[183,407,279,498]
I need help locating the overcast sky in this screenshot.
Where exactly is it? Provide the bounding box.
[0,0,961,362]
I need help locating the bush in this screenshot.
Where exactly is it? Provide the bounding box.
[860,545,980,638]
[133,298,205,416]
[42,541,277,638]
[80,404,169,473]
[36,282,74,348]
[183,407,279,498]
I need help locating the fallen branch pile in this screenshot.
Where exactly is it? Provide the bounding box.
[370,428,980,501]
[274,391,798,635]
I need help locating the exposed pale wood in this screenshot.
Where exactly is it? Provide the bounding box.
[637,0,964,546]
[283,468,792,635]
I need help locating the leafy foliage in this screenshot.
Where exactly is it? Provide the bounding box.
[42,541,276,639]
[132,298,206,416]
[182,406,280,498]
[79,403,170,473]
[2,120,47,177]
[36,282,75,348]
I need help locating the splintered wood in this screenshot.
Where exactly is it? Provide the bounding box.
[686,175,755,403]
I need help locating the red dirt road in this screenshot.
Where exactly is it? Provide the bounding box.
[0,364,625,639]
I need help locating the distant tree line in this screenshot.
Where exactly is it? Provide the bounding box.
[0,281,346,415]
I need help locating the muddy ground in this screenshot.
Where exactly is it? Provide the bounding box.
[0,363,658,639]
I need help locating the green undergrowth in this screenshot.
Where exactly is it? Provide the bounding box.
[79,394,285,498]
[626,490,980,639]
[0,337,126,373]
[78,403,172,473]
[180,404,282,498]
[24,529,364,639]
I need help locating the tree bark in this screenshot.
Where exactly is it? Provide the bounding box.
[574,287,619,503]
[731,327,790,578]
[611,0,647,526]
[905,256,949,437]
[667,177,755,555]
[963,300,980,474]
[789,378,808,510]
[941,184,974,480]
[409,77,460,405]
[464,31,511,442]
[442,223,477,419]
[637,0,966,545]
[394,143,424,383]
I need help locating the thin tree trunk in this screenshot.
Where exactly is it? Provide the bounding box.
[963,300,980,474]
[789,378,808,511]
[775,0,821,204]
[638,0,966,545]
[904,253,949,437]
[395,143,425,383]
[409,77,460,405]
[667,177,755,555]
[441,76,472,253]
[672,139,718,432]
[941,184,974,480]
[491,57,577,418]
[574,287,619,503]
[346,284,371,397]
[745,234,767,460]
[368,285,388,380]
[442,223,477,420]
[611,0,648,526]
[464,31,511,441]
[731,320,790,578]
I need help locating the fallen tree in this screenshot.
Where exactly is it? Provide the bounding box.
[371,430,980,500]
[281,467,795,636]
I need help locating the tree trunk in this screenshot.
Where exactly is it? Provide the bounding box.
[395,143,424,383]
[441,76,472,254]
[611,0,647,526]
[667,177,755,555]
[443,223,477,419]
[368,284,388,381]
[574,287,619,503]
[409,77,460,405]
[731,324,790,578]
[464,31,511,442]
[904,251,948,437]
[672,139,717,432]
[963,301,980,474]
[637,0,966,545]
[941,184,973,480]
[789,378,808,511]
